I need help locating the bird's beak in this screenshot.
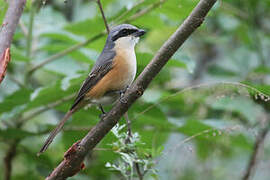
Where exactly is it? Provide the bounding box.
[133,29,146,37]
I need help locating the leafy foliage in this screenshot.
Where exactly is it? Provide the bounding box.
[1,0,270,180]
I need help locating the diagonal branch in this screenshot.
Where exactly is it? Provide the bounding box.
[45,0,217,179]
[96,0,110,34]
[0,0,26,84]
[126,0,166,23]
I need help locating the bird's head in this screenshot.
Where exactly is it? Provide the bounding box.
[108,24,146,49]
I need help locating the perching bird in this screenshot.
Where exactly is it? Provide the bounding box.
[38,24,145,155]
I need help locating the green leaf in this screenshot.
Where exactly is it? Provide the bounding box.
[0,128,36,140]
[0,89,32,114]
[41,32,78,44]
[208,65,237,77]
[0,0,8,25]
[11,45,30,62]
[64,18,105,37]
[26,75,85,110]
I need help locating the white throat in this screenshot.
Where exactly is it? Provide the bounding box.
[114,36,139,49]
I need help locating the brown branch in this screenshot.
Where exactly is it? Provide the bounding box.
[0,0,26,84]
[96,0,110,34]
[4,140,19,180]
[0,48,10,84]
[45,0,217,179]
[242,125,269,180]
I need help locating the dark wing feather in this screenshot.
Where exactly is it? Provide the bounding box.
[70,49,115,110]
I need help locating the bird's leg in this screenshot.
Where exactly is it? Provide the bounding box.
[119,86,129,104]
[98,104,106,119]
[124,112,132,143]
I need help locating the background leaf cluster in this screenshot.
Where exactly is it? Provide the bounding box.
[1,0,270,179]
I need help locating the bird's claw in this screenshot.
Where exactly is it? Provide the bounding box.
[99,112,107,119]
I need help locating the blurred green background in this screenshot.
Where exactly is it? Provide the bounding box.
[1,0,270,179]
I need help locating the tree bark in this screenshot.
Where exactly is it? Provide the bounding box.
[46,0,217,179]
[0,0,26,84]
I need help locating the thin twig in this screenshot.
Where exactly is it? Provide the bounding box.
[112,0,145,24]
[96,0,110,34]
[7,73,25,88]
[132,82,270,122]
[123,112,143,180]
[4,140,20,180]
[26,5,35,58]
[124,112,132,138]
[19,93,76,125]
[125,0,167,23]
[242,125,269,180]
[19,20,28,37]
[28,33,104,74]
[135,162,143,180]
[45,0,217,179]
[28,0,162,74]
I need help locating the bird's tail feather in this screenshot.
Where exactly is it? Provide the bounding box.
[37,110,74,156]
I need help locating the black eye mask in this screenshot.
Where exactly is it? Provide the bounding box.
[112,29,138,41]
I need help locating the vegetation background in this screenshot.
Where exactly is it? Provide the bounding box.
[0,0,270,179]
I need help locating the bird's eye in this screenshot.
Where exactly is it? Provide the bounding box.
[122,29,128,35]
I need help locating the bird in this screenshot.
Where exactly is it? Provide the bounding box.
[38,24,146,155]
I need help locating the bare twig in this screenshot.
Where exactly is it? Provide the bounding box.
[19,20,28,37]
[125,0,167,23]
[26,5,35,58]
[28,0,162,74]
[0,0,26,84]
[4,140,20,180]
[123,112,143,180]
[7,73,25,88]
[45,0,217,179]
[124,112,132,138]
[28,33,104,74]
[112,0,145,24]
[132,81,270,122]
[96,0,110,34]
[242,125,269,180]
[19,93,76,125]
[135,162,143,180]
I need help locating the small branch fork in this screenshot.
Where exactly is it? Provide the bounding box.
[45,0,217,179]
[96,0,110,34]
[0,0,26,84]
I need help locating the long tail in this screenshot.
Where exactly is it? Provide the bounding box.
[37,110,74,156]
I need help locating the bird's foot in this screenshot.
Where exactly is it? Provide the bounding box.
[98,105,106,119]
[99,112,107,119]
[119,86,129,104]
